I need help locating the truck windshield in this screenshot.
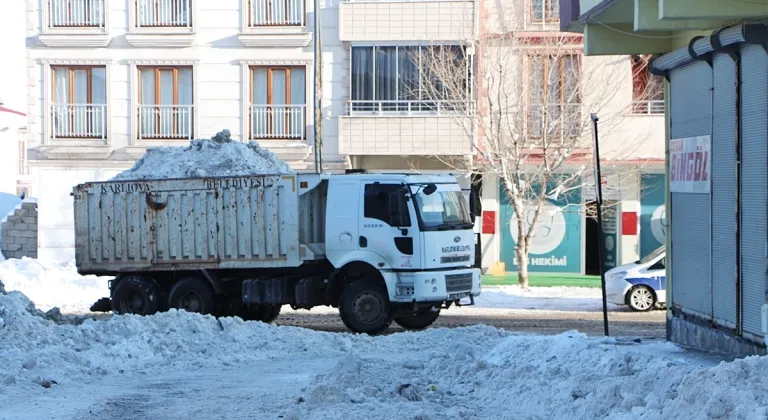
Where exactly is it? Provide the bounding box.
[411,186,473,231]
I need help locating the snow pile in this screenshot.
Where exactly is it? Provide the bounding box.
[112,129,294,181]
[0,258,111,313]
[476,285,621,312]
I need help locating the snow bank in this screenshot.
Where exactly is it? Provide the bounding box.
[0,258,111,313]
[112,129,294,181]
[476,285,621,312]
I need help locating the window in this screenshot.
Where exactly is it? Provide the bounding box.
[364,184,411,228]
[530,0,559,22]
[136,0,192,27]
[527,54,581,138]
[17,132,27,176]
[51,66,107,139]
[250,66,306,140]
[631,56,664,115]
[49,0,105,28]
[138,66,193,140]
[350,45,471,113]
[248,0,304,26]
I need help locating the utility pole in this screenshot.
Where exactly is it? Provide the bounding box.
[312,0,323,173]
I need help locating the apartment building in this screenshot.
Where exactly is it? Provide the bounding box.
[25,0,345,260]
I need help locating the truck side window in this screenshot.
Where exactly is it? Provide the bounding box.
[364,184,411,227]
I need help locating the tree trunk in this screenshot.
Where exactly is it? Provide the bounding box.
[515,244,530,289]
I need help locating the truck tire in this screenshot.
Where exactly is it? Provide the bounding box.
[111,275,162,316]
[339,280,392,335]
[167,277,215,315]
[394,308,441,330]
[238,304,282,323]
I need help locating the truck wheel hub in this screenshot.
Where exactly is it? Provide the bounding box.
[353,292,383,323]
[180,293,202,312]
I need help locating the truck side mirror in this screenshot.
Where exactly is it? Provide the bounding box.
[469,191,478,223]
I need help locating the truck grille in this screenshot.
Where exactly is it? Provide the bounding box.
[445,273,473,293]
[441,255,471,264]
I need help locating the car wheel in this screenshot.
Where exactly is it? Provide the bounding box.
[627,285,656,312]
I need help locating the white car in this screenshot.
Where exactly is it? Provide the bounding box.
[605,246,666,311]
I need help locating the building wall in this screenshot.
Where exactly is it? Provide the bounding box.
[1,200,38,260]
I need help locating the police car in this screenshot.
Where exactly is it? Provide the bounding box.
[605,246,666,311]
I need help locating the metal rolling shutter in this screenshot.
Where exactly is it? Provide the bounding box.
[739,44,767,338]
[669,61,713,317]
[711,52,739,327]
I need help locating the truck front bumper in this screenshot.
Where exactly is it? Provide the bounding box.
[384,267,481,303]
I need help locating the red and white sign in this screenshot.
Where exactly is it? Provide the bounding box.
[669,135,711,194]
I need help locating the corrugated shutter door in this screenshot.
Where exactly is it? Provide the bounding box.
[669,61,713,317]
[739,44,767,338]
[711,53,738,327]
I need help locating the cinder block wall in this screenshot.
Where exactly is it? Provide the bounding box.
[0,201,38,259]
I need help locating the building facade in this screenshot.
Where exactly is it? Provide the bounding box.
[562,0,768,356]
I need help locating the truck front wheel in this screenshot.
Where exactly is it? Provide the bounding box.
[168,277,215,315]
[111,275,162,316]
[339,280,392,335]
[394,308,441,330]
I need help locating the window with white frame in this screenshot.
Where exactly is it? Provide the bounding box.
[246,0,305,27]
[138,67,194,140]
[530,0,559,23]
[48,0,106,28]
[526,54,581,138]
[250,66,306,140]
[135,0,193,28]
[349,45,471,114]
[51,66,107,139]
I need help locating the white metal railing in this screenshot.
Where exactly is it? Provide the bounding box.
[138,105,194,140]
[250,105,306,140]
[526,103,582,138]
[136,0,192,27]
[631,100,665,115]
[346,100,473,116]
[51,104,107,139]
[49,0,105,28]
[248,0,304,26]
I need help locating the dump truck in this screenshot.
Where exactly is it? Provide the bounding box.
[73,171,481,334]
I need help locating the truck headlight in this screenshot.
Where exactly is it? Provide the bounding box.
[607,271,627,281]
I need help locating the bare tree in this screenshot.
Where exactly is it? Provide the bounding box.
[410,17,659,287]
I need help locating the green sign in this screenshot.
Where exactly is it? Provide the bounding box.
[601,207,618,271]
[499,178,582,273]
[640,174,666,257]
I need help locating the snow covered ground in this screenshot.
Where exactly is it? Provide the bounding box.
[2,259,763,419]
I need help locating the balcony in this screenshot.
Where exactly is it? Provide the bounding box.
[339,0,475,42]
[250,105,306,140]
[238,0,311,47]
[41,0,111,47]
[137,105,194,141]
[631,100,665,115]
[340,100,473,156]
[51,104,107,140]
[126,0,196,47]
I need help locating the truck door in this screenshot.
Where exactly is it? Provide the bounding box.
[359,182,421,270]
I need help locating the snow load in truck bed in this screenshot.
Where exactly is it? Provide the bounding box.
[112,129,294,181]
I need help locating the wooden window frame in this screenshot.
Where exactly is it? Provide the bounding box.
[49,0,102,28]
[134,0,192,28]
[525,54,581,139]
[529,0,560,24]
[138,66,193,138]
[249,65,305,139]
[247,0,304,27]
[50,65,105,138]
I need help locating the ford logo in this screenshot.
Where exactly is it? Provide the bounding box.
[453,236,461,243]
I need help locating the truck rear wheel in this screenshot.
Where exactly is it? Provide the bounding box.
[111,275,162,316]
[339,280,392,335]
[168,277,215,315]
[394,308,441,330]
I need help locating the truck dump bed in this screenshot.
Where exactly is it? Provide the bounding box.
[73,174,303,274]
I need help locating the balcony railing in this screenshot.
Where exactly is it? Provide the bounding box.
[526,103,582,138]
[138,105,194,140]
[248,0,304,26]
[250,104,306,140]
[136,0,192,27]
[631,100,665,115]
[49,0,105,28]
[346,100,473,116]
[51,104,107,139]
